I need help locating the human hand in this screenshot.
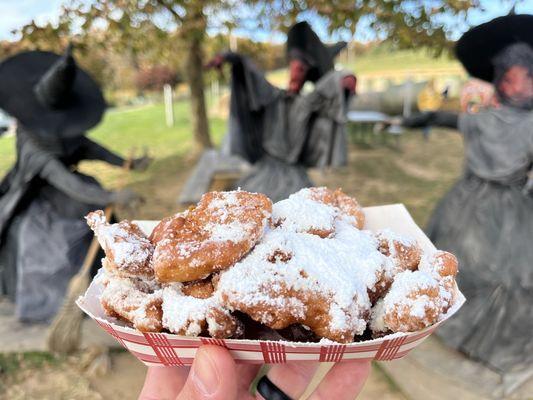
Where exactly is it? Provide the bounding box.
[402,112,433,128]
[205,54,226,70]
[110,189,143,206]
[341,74,357,96]
[139,345,371,400]
[131,155,153,171]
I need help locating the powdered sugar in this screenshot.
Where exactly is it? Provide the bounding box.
[100,275,162,330]
[86,211,153,276]
[272,196,337,234]
[162,285,223,336]
[369,299,387,333]
[383,270,440,320]
[217,218,390,336]
[206,220,252,242]
[376,228,417,258]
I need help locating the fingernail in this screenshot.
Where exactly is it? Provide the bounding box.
[192,348,220,395]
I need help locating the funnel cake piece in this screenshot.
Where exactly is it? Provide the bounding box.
[372,229,422,301]
[217,220,390,343]
[303,187,365,229]
[86,210,154,279]
[149,212,187,244]
[100,275,162,332]
[161,285,243,338]
[418,250,458,313]
[271,187,365,238]
[381,270,443,332]
[152,190,272,283]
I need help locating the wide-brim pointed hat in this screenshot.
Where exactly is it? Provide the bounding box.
[455,14,533,82]
[0,46,106,138]
[287,21,347,82]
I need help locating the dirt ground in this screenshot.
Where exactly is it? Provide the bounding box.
[0,129,462,399]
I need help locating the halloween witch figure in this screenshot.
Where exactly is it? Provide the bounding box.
[402,14,533,381]
[0,46,149,322]
[207,21,356,202]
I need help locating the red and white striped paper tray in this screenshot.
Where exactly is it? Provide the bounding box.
[77,204,465,367]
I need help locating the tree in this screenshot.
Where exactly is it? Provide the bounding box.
[15,0,478,148]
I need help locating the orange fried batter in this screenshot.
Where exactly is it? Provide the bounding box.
[152,191,272,282]
[305,187,365,229]
[86,210,154,279]
[100,276,162,332]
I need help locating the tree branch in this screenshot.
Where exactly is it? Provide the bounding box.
[155,0,183,23]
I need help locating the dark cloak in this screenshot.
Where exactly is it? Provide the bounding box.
[223,54,351,201]
[0,129,121,321]
[429,106,533,373]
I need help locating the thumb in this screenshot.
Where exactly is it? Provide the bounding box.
[176,345,238,400]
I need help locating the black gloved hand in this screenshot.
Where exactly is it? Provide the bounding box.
[402,112,434,128]
[111,189,143,206]
[131,156,153,171]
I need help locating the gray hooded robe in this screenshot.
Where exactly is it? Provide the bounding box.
[429,106,533,373]
[224,54,351,201]
[0,129,120,321]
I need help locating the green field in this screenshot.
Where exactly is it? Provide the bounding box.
[0,101,226,191]
[345,47,459,74]
[267,47,461,85]
[0,96,463,225]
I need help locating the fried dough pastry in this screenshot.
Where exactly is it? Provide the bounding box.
[418,251,458,313]
[152,190,272,283]
[89,188,460,342]
[372,229,422,301]
[304,187,365,229]
[217,221,389,343]
[381,270,443,332]
[149,212,187,244]
[419,251,458,279]
[272,187,365,238]
[86,210,154,279]
[182,278,215,299]
[161,285,243,338]
[100,275,162,332]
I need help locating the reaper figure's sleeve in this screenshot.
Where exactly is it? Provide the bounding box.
[224,52,281,163]
[39,158,113,205]
[403,111,459,129]
[284,70,352,168]
[79,137,125,167]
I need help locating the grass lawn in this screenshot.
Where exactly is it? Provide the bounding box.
[0,100,226,196]
[0,98,463,225]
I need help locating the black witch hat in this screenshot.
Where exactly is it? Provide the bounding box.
[287,21,347,82]
[0,45,106,138]
[455,14,533,82]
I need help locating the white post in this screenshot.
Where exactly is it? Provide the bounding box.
[229,33,237,52]
[164,84,174,127]
[403,79,414,118]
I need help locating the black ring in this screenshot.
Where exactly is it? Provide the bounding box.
[256,375,292,400]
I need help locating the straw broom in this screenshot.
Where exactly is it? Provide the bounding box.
[47,152,135,354]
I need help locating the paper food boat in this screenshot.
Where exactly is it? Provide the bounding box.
[77,204,465,367]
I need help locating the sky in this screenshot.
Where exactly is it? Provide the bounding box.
[0,0,532,43]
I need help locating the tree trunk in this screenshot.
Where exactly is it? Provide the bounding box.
[181,4,212,149]
[186,36,212,148]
